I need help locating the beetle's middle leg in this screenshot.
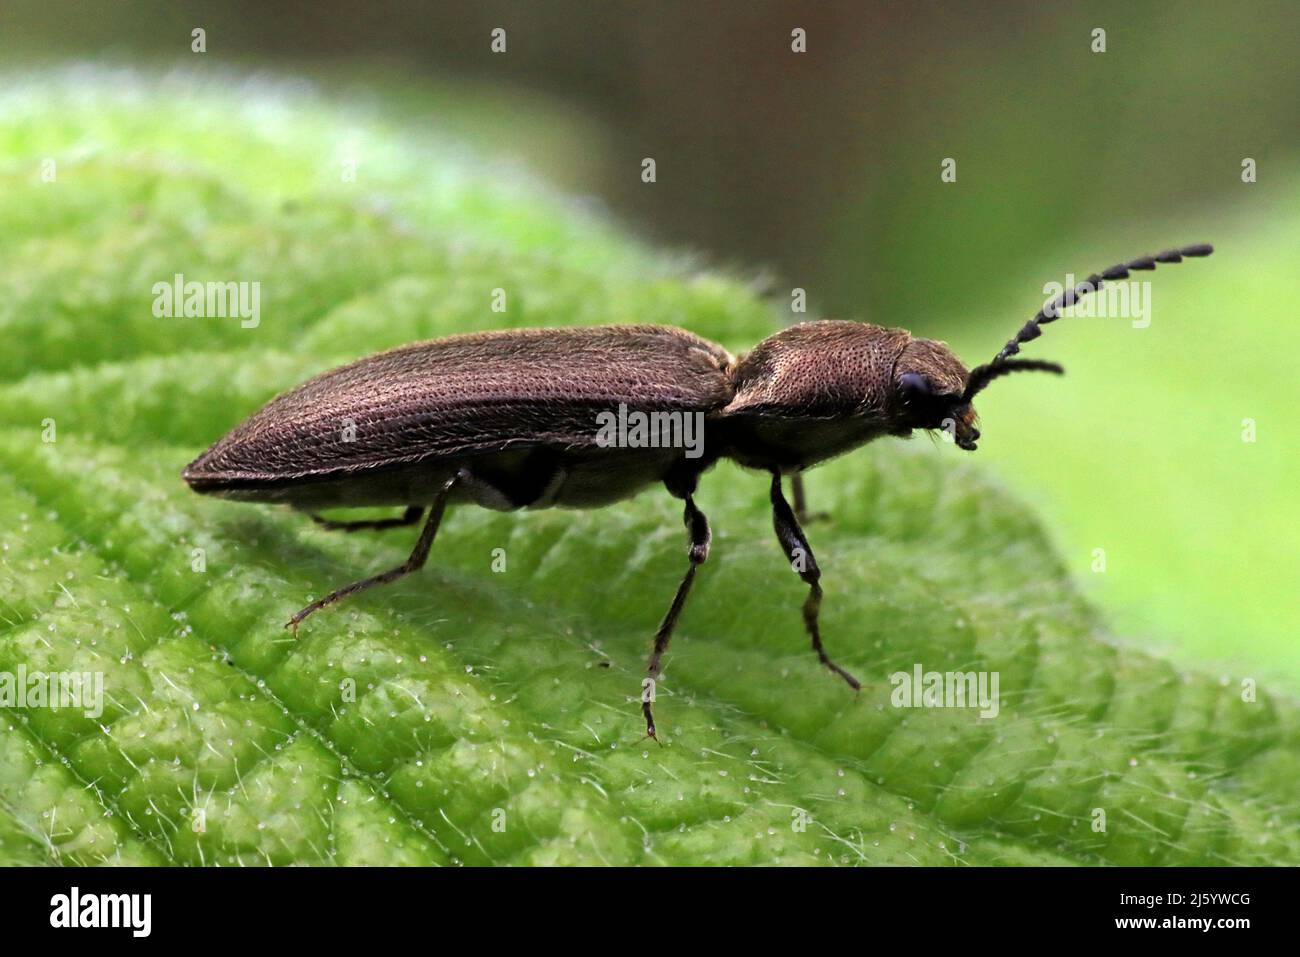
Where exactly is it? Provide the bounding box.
[790,473,828,525]
[770,472,860,691]
[286,475,458,632]
[642,488,711,740]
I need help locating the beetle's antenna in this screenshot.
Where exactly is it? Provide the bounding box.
[963,358,1064,400]
[964,243,1213,401]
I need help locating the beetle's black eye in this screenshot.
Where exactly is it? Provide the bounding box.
[899,373,932,403]
[899,373,960,429]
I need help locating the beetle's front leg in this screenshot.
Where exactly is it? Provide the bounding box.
[770,472,860,691]
[642,490,711,741]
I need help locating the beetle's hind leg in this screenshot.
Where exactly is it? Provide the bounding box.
[307,505,424,532]
[642,487,711,741]
[770,473,860,691]
[286,476,458,632]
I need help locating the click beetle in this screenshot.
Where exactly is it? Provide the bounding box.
[184,243,1212,738]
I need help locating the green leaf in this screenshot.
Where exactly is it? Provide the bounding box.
[1,70,1296,866]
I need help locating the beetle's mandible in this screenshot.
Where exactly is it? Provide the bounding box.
[184,244,1213,739]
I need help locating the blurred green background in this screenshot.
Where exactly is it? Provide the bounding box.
[3,0,1297,689]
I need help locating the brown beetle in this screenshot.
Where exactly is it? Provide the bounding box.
[184,243,1212,738]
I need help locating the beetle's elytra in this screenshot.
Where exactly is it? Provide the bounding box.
[185,244,1212,738]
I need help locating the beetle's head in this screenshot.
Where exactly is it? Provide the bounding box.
[893,339,984,451]
[894,338,1069,451]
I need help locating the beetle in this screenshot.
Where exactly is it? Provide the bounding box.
[184,243,1212,739]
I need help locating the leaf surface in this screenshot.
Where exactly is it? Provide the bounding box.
[0,71,1295,866]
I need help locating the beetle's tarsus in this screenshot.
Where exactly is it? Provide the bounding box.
[802,579,860,689]
[823,655,862,691]
[639,707,665,747]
